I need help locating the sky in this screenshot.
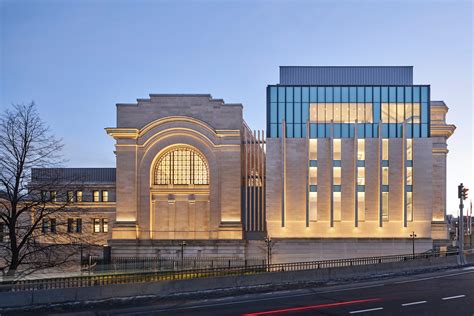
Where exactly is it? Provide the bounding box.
[1,0,472,215]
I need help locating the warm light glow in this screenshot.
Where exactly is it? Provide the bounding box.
[357,139,365,160]
[333,139,341,160]
[358,192,365,221]
[310,103,373,123]
[309,139,317,160]
[333,192,341,221]
[333,167,341,185]
[309,192,317,221]
[382,139,389,160]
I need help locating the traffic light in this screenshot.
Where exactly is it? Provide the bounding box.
[458,183,464,199]
[462,187,469,200]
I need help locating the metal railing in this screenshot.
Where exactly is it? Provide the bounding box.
[0,251,458,292]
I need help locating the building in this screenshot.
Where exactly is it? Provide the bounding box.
[27,66,455,262]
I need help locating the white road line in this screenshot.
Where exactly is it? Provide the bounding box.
[462,266,474,270]
[442,295,466,300]
[395,270,474,284]
[349,307,384,314]
[401,300,427,306]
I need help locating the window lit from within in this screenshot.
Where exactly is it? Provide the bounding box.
[309,139,317,160]
[333,192,341,221]
[358,192,365,221]
[76,191,83,202]
[357,167,365,185]
[406,167,413,185]
[382,139,389,160]
[407,192,413,222]
[310,166,317,185]
[102,191,108,202]
[102,218,108,233]
[309,103,373,123]
[333,139,341,160]
[382,192,389,221]
[93,218,101,233]
[67,191,74,203]
[309,192,317,221]
[382,167,389,185]
[406,139,413,161]
[154,147,209,185]
[357,139,365,160]
[93,191,100,202]
[333,167,341,185]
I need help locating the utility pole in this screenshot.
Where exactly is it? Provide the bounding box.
[410,231,417,257]
[178,241,187,270]
[458,183,469,265]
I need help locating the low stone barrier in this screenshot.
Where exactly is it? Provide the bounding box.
[0,254,470,311]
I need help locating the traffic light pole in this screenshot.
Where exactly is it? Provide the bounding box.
[458,183,467,265]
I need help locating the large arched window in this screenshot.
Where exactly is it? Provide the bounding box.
[153,146,209,185]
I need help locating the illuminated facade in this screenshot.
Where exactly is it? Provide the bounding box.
[265,66,455,258]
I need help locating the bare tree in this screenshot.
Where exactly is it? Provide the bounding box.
[0,102,96,278]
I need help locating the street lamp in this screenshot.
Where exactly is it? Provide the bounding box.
[410,231,417,257]
[178,241,187,270]
[264,236,273,270]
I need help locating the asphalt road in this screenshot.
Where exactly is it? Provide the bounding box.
[47,266,474,316]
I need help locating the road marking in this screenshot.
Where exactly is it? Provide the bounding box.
[349,307,384,314]
[395,270,474,284]
[442,295,466,300]
[401,300,427,306]
[462,266,474,270]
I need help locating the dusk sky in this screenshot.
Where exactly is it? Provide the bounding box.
[1,0,472,214]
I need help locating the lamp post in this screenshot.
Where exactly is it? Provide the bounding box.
[264,236,273,270]
[178,241,187,270]
[410,231,417,257]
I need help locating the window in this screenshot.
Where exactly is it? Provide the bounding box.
[50,191,57,202]
[93,218,101,233]
[67,218,74,233]
[382,139,389,160]
[76,191,83,202]
[333,167,342,186]
[76,218,82,233]
[93,191,100,202]
[50,219,56,233]
[357,167,365,185]
[358,192,365,221]
[67,191,74,203]
[309,165,317,185]
[406,139,413,161]
[407,192,413,222]
[93,218,108,233]
[333,139,341,160]
[41,191,47,201]
[382,192,389,220]
[333,192,341,221]
[357,139,365,160]
[309,192,317,221]
[309,139,317,160]
[382,167,389,185]
[102,219,108,233]
[406,167,413,185]
[154,147,209,185]
[0,223,8,242]
[102,191,108,202]
[42,219,49,234]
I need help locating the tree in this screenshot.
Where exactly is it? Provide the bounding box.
[0,102,92,278]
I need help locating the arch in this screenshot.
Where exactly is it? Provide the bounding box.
[152,145,209,185]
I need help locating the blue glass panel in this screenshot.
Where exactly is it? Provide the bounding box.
[421,124,428,137]
[382,124,389,138]
[326,87,333,102]
[310,87,317,102]
[310,185,318,192]
[302,103,309,122]
[421,86,429,102]
[421,103,428,123]
[397,124,403,137]
[294,103,302,123]
[270,124,277,137]
[349,87,357,102]
[302,123,307,137]
[302,87,309,102]
[413,87,420,102]
[389,123,397,137]
[365,87,373,102]
[374,103,381,123]
[333,185,342,192]
[317,87,325,102]
[278,123,282,137]
[365,124,373,137]
[278,87,285,102]
[357,185,365,192]
[286,123,293,138]
[373,124,379,138]
[342,124,349,138]
[333,160,342,167]
[341,87,349,102]
[381,87,388,102]
[406,124,413,138]
[413,124,420,138]
[374,87,381,102]
[310,123,317,138]
[270,103,278,123]
[406,160,413,167]
[294,87,301,102]
[334,124,341,138]
[382,160,389,167]
[334,87,341,102]
[382,185,389,192]
[270,87,277,102]
[406,185,413,192]
[357,124,364,138]
[405,87,412,102]
[278,103,285,122]
[397,87,404,102]
[325,124,331,137]
[357,87,364,102]
[294,123,302,138]
[286,103,294,123]
[316,124,324,138]
[357,160,365,167]
[309,160,318,167]
[286,87,293,102]
[389,87,396,102]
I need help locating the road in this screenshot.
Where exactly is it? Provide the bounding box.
[46,266,474,316]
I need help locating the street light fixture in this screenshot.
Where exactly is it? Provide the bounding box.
[410,231,417,257]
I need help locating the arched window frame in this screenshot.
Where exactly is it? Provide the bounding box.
[153,146,209,185]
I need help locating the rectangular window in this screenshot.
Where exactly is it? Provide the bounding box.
[67,191,74,203]
[382,192,389,221]
[102,219,108,233]
[102,191,108,202]
[93,191,100,202]
[358,192,365,221]
[0,223,8,242]
[406,167,413,185]
[381,103,389,122]
[333,192,341,221]
[357,139,365,160]
[41,191,47,201]
[76,218,82,233]
[397,103,405,123]
[50,219,56,233]
[309,139,317,160]
[50,191,57,202]
[382,139,389,161]
[413,103,420,123]
[333,167,341,185]
[76,191,83,202]
[333,139,341,160]
[357,167,365,185]
[309,192,317,221]
[407,192,413,222]
[406,139,413,161]
[67,218,74,233]
[93,218,101,233]
[382,167,389,185]
[42,219,49,234]
[310,165,317,185]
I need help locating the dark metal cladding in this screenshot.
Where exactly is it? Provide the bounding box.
[31,168,116,183]
[280,66,413,85]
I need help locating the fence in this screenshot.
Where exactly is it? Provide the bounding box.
[81,256,266,272]
[0,251,458,292]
